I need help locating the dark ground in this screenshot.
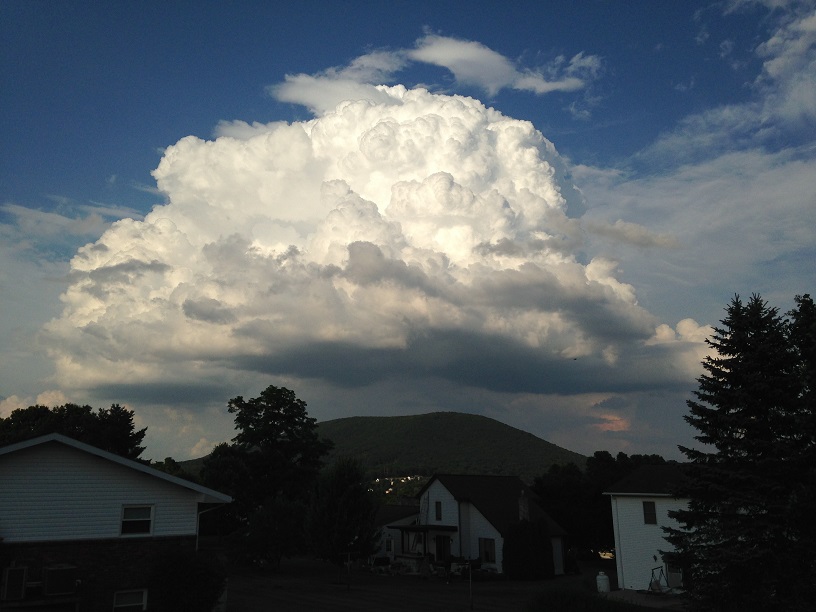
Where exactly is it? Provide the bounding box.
[223,555,678,612]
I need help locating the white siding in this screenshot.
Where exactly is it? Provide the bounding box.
[421,480,459,525]
[376,515,416,560]
[461,502,503,571]
[610,495,688,590]
[0,443,209,543]
[419,480,460,557]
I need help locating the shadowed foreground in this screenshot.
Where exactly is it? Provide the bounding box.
[225,557,682,612]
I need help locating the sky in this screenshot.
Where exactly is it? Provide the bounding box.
[1,0,814,463]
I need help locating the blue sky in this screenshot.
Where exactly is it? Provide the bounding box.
[1,0,814,462]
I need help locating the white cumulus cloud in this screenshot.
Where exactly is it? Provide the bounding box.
[44,87,691,412]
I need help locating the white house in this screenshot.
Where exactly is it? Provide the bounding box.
[604,464,689,592]
[373,504,419,562]
[391,474,567,575]
[0,433,231,610]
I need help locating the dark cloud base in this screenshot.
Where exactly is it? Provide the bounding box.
[91,381,233,407]
[232,329,695,396]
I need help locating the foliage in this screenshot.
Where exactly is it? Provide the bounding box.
[224,495,307,569]
[150,456,199,482]
[148,547,226,612]
[318,412,586,482]
[503,518,555,580]
[0,403,146,459]
[200,442,256,524]
[533,451,667,551]
[200,385,332,565]
[305,456,381,564]
[666,294,816,612]
[202,385,333,512]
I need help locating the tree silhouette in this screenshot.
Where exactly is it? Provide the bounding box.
[0,403,146,459]
[666,294,816,611]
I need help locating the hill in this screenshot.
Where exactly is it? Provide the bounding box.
[317,412,585,483]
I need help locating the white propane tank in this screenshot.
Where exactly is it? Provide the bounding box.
[596,571,610,593]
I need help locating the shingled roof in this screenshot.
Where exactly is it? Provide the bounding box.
[0,433,232,503]
[375,503,419,526]
[420,474,566,537]
[604,463,689,497]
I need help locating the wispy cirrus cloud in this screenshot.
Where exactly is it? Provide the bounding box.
[641,4,816,167]
[270,34,602,114]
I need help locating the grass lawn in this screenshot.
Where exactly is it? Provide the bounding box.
[224,555,649,612]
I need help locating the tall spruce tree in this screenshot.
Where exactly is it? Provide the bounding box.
[666,294,815,611]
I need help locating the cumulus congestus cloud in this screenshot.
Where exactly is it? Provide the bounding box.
[44,86,702,405]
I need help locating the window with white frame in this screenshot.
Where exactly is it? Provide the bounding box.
[479,537,496,563]
[113,589,147,611]
[120,505,153,535]
[435,500,442,521]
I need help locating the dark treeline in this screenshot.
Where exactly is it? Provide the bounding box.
[0,402,146,459]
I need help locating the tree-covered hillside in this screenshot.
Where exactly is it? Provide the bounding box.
[317,412,586,482]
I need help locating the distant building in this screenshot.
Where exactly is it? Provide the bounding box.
[604,464,689,592]
[391,473,567,575]
[373,503,419,562]
[0,433,231,610]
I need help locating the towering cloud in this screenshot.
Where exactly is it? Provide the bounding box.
[40,83,717,466]
[46,86,690,405]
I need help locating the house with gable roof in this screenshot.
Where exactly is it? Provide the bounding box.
[0,433,231,611]
[604,463,689,592]
[373,503,420,563]
[391,474,567,575]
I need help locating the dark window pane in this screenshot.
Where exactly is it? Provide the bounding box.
[643,501,657,524]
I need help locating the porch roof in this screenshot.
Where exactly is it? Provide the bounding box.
[388,524,458,533]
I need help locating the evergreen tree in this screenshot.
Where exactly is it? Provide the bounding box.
[666,294,815,611]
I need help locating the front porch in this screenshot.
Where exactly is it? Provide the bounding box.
[389,524,458,573]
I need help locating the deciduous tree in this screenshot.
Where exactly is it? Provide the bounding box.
[200,385,333,564]
[305,456,380,564]
[0,403,146,459]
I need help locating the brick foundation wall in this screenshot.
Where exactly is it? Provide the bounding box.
[1,536,197,610]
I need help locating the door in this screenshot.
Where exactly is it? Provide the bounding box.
[435,534,451,563]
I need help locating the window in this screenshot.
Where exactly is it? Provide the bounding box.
[113,589,147,611]
[643,501,657,525]
[666,563,684,588]
[479,538,496,563]
[1,567,27,600]
[385,536,393,553]
[121,505,153,535]
[435,501,442,521]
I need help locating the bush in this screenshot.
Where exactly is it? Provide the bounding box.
[149,548,226,612]
[503,519,554,580]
